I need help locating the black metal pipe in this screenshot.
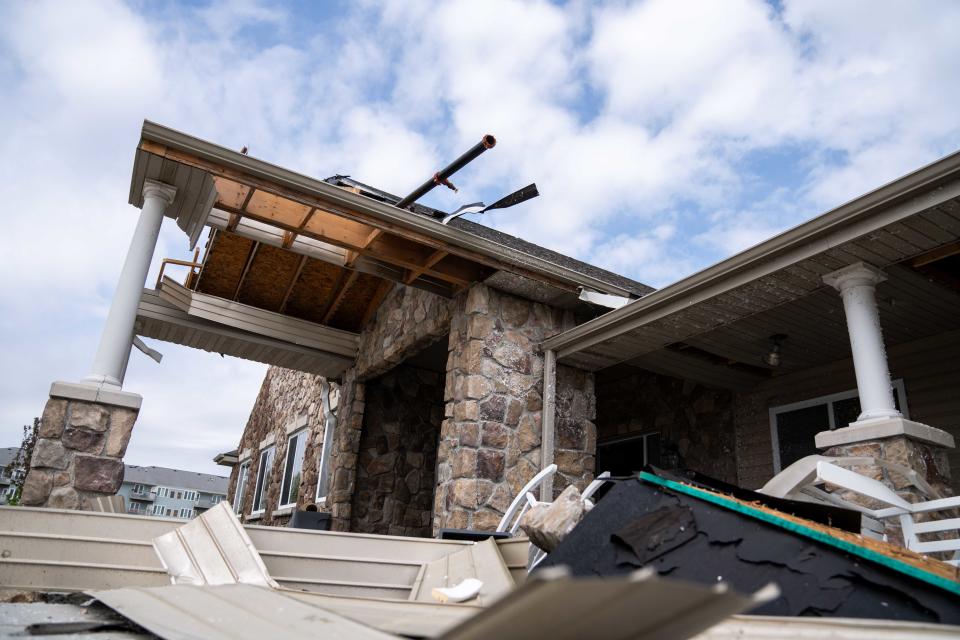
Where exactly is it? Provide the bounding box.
[396,134,496,210]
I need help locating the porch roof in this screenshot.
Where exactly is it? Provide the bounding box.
[130,121,650,365]
[544,149,960,390]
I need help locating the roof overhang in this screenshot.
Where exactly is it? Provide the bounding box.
[545,149,960,384]
[133,120,636,299]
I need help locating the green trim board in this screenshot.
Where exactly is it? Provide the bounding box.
[637,471,960,597]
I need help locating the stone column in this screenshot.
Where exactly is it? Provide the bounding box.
[818,262,954,543]
[432,284,596,533]
[21,388,139,509]
[21,180,175,509]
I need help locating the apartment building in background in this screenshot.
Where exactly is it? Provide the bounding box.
[118,465,228,519]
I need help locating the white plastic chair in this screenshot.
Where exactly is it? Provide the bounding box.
[497,464,557,534]
[759,455,943,542]
[794,461,960,566]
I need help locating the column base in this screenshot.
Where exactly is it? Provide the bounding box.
[815,418,953,546]
[815,417,954,449]
[51,381,142,410]
[20,382,142,509]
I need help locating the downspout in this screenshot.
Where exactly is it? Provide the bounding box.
[540,349,557,501]
[317,379,338,502]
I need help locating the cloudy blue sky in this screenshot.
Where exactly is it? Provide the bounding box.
[1,0,959,476]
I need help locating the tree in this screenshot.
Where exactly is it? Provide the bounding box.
[7,417,39,506]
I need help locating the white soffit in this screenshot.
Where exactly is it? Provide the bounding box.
[157,277,358,358]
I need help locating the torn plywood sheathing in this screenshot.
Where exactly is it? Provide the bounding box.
[92,584,396,640]
[437,566,778,640]
[539,475,960,624]
[410,537,514,606]
[152,502,278,588]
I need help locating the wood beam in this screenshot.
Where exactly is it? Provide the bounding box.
[404,250,448,284]
[323,271,360,324]
[278,255,309,314]
[138,143,582,294]
[233,241,260,301]
[217,200,474,288]
[910,240,960,268]
[361,279,394,326]
[345,228,383,268]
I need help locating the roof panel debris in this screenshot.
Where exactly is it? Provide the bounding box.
[537,471,960,624]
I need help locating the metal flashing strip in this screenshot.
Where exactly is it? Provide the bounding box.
[438,566,778,640]
[152,502,278,588]
[138,120,636,297]
[638,471,960,596]
[92,584,396,640]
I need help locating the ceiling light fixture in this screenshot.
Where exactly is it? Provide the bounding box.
[764,334,788,367]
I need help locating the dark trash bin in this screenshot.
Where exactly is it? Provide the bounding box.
[288,509,332,531]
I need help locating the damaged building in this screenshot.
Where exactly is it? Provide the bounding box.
[20,121,960,552]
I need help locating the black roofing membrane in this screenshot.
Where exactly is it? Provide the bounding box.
[537,477,960,624]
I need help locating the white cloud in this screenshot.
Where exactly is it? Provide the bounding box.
[1,0,959,474]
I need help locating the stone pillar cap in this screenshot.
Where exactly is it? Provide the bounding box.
[50,381,142,410]
[815,417,955,449]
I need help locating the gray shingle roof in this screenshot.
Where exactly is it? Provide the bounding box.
[324,176,653,297]
[0,447,19,468]
[123,465,228,495]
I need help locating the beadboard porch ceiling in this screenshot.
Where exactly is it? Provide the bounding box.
[545,149,960,391]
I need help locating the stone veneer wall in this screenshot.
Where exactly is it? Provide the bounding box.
[596,369,738,483]
[235,281,599,535]
[21,396,137,509]
[229,367,338,525]
[326,284,452,531]
[822,436,952,544]
[433,284,596,532]
[350,364,444,536]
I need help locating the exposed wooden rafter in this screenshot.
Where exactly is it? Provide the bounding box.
[233,242,260,301]
[345,228,383,268]
[405,250,449,284]
[214,196,476,288]
[361,280,395,326]
[323,271,360,324]
[278,254,309,314]
[137,140,587,295]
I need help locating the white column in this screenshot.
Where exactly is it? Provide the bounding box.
[84,180,177,389]
[822,262,901,423]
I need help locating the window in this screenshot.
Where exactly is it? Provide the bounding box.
[596,432,661,477]
[133,483,145,494]
[152,504,165,516]
[316,382,337,504]
[156,487,168,498]
[251,446,275,514]
[178,507,193,518]
[280,430,307,508]
[233,461,250,514]
[182,490,197,502]
[770,380,908,472]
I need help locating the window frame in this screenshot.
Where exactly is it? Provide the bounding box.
[316,382,337,505]
[595,431,661,476]
[769,379,908,473]
[233,460,251,514]
[251,446,276,516]
[279,429,308,509]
